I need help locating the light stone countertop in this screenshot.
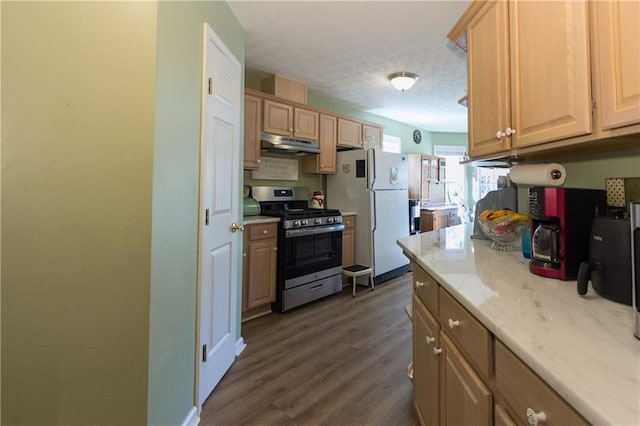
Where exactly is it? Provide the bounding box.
[397,224,640,426]
[420,204,458,211]
[242,215,279,225]
[340,210,357,216]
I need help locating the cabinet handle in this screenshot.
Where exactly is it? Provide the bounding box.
[273,247,277,251]
[257,159,261,163]
[526,408,547,425]
[505,127,516,136]
[432,347,442,356]
[496,130,505,140]
[425,336,435,344]
[262,229,268,235]
[415,280,424,289]
[289,128,294,132]
[448,319,460,329]
[346,220,351,225]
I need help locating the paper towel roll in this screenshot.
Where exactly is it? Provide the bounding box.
[510,163,566,186]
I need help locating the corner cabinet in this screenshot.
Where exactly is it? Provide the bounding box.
[411,262,588,426]
[301,113,337,174]
[362,123,383,149]
[242,223,277,312]
[467,0,592,157]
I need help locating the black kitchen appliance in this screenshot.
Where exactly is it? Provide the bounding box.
[577,216,632,305]
[631,201,640,339]
[252,186,344,312]
[529,187,607,280]
[409,199,420,235]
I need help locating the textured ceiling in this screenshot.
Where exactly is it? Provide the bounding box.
[228,0,471,133]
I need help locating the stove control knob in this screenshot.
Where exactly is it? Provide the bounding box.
[315,218,321,225]
[301,219,308,226]
[293,220,300,227]
[326,217,333,224]
[334,216,341,223]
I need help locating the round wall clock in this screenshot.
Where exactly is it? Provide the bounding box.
[413,129,422,144]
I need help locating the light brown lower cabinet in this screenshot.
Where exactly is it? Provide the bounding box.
[411,263,588,426]
[413,295,492,426]
[341,215,355,267]
[242,223,277,312]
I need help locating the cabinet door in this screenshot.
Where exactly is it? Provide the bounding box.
[362,124,382,149]
[407,154,422,200]
[337,118,362,148]
[421,211,434,233]
[420,156,430,203]
[510,1,592,148]
[246,237,277,309]
[433,212,448,231]
[593,1,640,130]
[341,216,355,267]
[467,0,511,157]
[413,296,441,426]
[441,333,492,426]
[318,114,337,173]
[263,99,293,136]
[294,107,319,141]
[243,94,262,170]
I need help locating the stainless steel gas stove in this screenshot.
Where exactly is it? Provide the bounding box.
[251,186,344,311]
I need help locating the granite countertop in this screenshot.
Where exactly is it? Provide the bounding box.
[242,215,279,225]
[397,224,639,426]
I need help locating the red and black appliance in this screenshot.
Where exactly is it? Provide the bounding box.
[529,187,606,280]
[252,186,344,312]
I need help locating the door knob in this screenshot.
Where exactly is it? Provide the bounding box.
[230,223,244,233]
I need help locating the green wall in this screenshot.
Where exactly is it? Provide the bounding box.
[2,2,157,424]
[149,2,245,424]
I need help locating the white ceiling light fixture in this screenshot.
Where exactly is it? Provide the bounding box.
[388,72,419,92]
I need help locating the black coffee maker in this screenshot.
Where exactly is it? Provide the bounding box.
[577,216,632,305]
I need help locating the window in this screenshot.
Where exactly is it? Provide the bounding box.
[382,134,401,153]
[433,145,468,222]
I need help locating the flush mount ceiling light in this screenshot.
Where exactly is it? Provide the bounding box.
[388,72,419,92]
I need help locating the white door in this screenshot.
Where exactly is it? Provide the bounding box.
[197,24,242,407]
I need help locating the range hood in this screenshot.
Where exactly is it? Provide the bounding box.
[260,133,320,155]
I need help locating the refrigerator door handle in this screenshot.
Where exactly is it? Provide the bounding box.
[369,149,377,189]
[370,190,377,233]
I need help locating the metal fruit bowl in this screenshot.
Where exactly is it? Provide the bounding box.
[479,216,528,251]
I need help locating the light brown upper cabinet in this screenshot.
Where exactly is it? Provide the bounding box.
[301,114,337,174]
[362,123,383,149]
[337,118,362,148]
[591,1,640,131]
[244,93,262,170]
[263,99,319,141]
[465,0,592,156]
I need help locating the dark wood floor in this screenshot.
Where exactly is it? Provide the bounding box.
[200,273,419,426]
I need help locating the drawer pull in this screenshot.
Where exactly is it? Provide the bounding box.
[415,280,424,289]
[425,336,435,344]
[526,408,547,425]
[432,347,442,356]
[262,229,268,235]
[448,319,460,329]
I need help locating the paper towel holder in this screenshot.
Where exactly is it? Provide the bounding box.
[550,169,563,181]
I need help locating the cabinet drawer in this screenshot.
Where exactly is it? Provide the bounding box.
[495,340,588,426]
[412,265,438,315]
[248,223,277,241]
[439,287,492,379]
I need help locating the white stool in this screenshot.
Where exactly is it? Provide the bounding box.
[342,264,374,297]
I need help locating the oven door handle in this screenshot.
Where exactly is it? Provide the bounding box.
[285,224,345,238]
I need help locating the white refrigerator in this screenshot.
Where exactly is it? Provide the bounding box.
[327,149,409,280]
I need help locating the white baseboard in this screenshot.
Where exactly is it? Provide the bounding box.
[181,406,199,426]
[235,337,246,356]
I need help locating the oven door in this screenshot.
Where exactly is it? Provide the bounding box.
[282,224,344,283]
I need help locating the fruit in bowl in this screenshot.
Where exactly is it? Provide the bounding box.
[478,209,530,251]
